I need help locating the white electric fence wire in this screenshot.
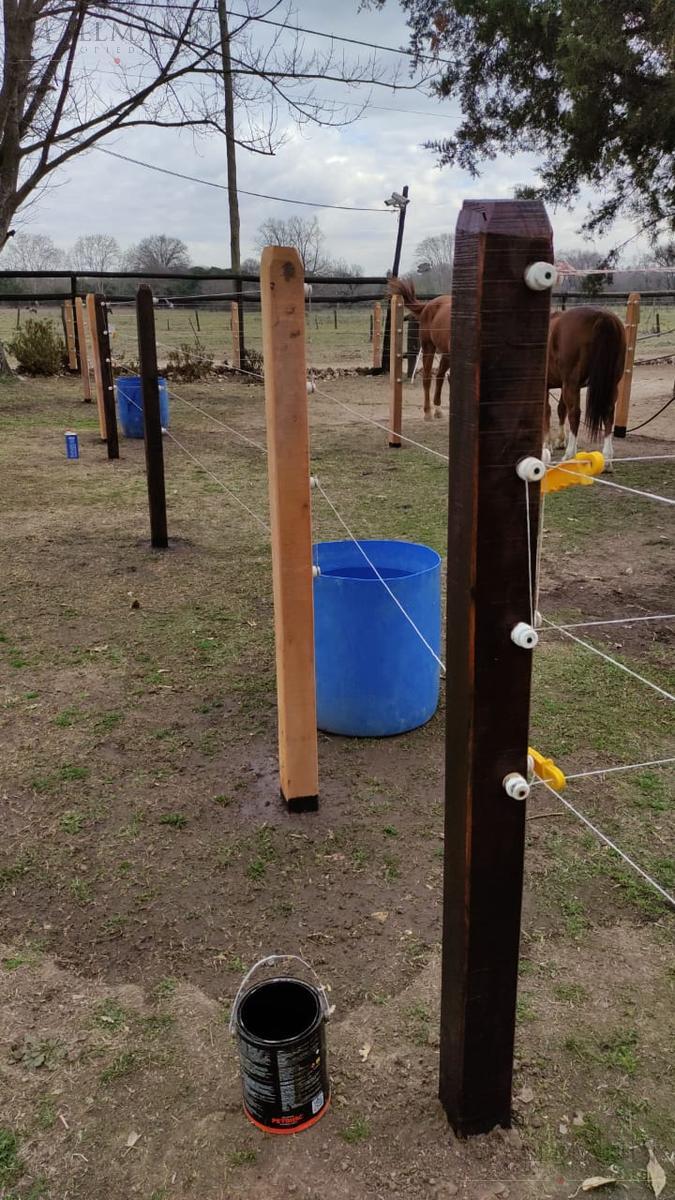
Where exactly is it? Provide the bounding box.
[555,464,675,506]
[315,480,446,674]
[124,392,269,533]
[614,455,675,463]
[165,384,268,454]
[550,614,675,631]
[524,482,535,626]
[312,385,450,462]
[542,617,675,702]
[532,757,675,785]
[162,427,270,533]
[541,782,675,910]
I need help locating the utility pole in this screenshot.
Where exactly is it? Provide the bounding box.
[380,185,409,373]
[217,0,245,367]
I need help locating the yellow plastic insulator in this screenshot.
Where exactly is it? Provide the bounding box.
[527,746,566,791]
[542,451,604,495]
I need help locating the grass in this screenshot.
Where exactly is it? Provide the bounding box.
[69,877,93,904]
[59,809,85,834]
[553,982,588,1005]
[153,977,178,1001]
[341,1117,371,1144]
[227,1149,257,1167]
[158,813,188,829]
[100,1051,139,1084]
[93,999,129,1033]
[564,1027,639,1077]
[35,1096,57,1130]
[0,1127,23,1188]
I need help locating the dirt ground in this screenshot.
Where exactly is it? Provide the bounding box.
[0,359,673,1200]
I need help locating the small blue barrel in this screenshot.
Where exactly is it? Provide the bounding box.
[115,376,169,439]
[313,539,441,737]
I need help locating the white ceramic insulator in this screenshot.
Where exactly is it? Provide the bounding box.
[524,261,557,291]
[306,380,316,394]
[516,456,546,482]
[511,622,539,650]
[534,609,543,629]
[503,772,530,801]
[312,565,321,578]
[309,475,319,489]
[304,283,313,299]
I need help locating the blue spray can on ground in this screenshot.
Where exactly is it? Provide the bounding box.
[65,431,79,460]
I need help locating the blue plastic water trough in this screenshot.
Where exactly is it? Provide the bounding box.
[313,539,441,737]
[116,375,169,439]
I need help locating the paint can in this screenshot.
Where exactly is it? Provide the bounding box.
[65,431,79,460]
[230,955,331,1135]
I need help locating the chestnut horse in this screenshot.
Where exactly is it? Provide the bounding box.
[388,277,451,420]
[546,306,626,472]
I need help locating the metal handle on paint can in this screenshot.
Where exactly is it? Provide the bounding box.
[228,954,332,1034]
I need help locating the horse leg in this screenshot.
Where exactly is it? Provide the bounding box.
[422,347,434,420]
[555,395,567,449]
[432,353,450,418]
[561,382,581,460]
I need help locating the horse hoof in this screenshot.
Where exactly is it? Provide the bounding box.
[603,462,614,475]
[434,408,443,420]
[424,411,432,421]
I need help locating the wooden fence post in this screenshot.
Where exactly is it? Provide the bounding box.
[614,291,640,438]
[440,199,553,1136]
[230,301,241,369]
[406,315,420,380]
[388,293,404,448]
[372,301,382,368]
[92,294,119,460]
[74,298,91,402]
[136,285,168,549]
[63,300,78,371]
[261,246,319,812]
[86,293,107,440]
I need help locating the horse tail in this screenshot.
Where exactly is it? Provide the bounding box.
[388,275,427,316]
[585,312,626,440]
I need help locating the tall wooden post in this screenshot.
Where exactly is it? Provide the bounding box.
[92,294,119,460]
[372,301,382,369]
[614,291,640,438]
[260,246,319,813]
[86,293,107,440]
[136,285,168,549]
[74,298,91,402]
[440,200,553,1136]
[63,300,78,371]
[388,294,404,448]
[230,301,241,369]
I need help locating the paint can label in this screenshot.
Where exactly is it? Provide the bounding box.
[65,432,79,460]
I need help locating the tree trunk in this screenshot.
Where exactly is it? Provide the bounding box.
[217,0,245,365]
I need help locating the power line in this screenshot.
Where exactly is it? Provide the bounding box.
[94,147,390,211]
[95,2,455,67]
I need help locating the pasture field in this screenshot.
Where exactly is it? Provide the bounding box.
[1,297,674,370]
[0,363,673,1200]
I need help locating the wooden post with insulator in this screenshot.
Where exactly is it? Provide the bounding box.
[439,199,553,1136]
[388,293,404,447]
[614,291,640,438]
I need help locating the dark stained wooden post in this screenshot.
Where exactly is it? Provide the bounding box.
[440,200,553,1136]
[136,285,168,549]
[93,293,119,461]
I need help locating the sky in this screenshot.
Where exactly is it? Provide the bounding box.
[13,0,643,273]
